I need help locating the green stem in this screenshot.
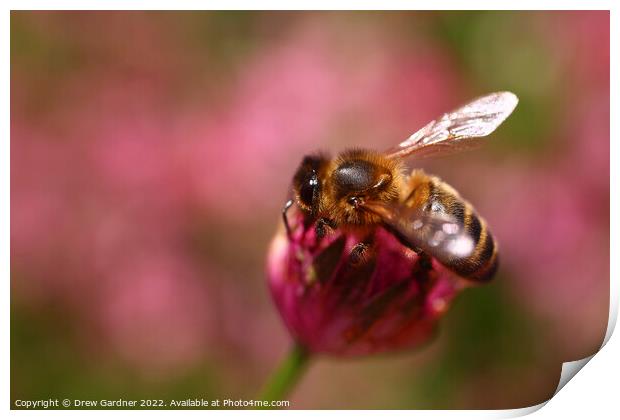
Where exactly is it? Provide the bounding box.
[259,343,311,404]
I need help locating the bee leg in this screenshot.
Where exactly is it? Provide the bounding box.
[282,199,294,239]
[349,236,375,266]
[412,250,435,291]
[315,217,337,239]
[416,250,433,270]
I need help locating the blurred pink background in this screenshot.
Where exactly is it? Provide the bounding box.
[11,11,609,409]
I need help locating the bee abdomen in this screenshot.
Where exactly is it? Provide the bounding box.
[405,172,498,282]
[455,207,498,282]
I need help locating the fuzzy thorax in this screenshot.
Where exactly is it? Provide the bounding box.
[320,148,406,226]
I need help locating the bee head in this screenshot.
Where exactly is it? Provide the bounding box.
[292,154,326,216]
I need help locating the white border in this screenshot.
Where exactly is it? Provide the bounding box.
[2,1,616,11]
[4,3,616,419]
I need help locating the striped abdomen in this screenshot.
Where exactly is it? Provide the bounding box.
[402,170,498,282]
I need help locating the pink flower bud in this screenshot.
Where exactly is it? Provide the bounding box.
[266,212,467,357]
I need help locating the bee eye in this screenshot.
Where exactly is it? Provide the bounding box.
[293,154,326,211]
[299,172,319,207]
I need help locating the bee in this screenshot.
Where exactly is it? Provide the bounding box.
[283,92,518,283]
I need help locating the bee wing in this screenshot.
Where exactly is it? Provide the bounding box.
[386,92,518,160]
[363,201,476,265]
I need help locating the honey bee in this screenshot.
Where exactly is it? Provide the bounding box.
[283,92,518,283]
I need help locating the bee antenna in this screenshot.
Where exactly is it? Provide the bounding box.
[282,199,295,239]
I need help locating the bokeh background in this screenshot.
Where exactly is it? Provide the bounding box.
[11,11,609,409]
